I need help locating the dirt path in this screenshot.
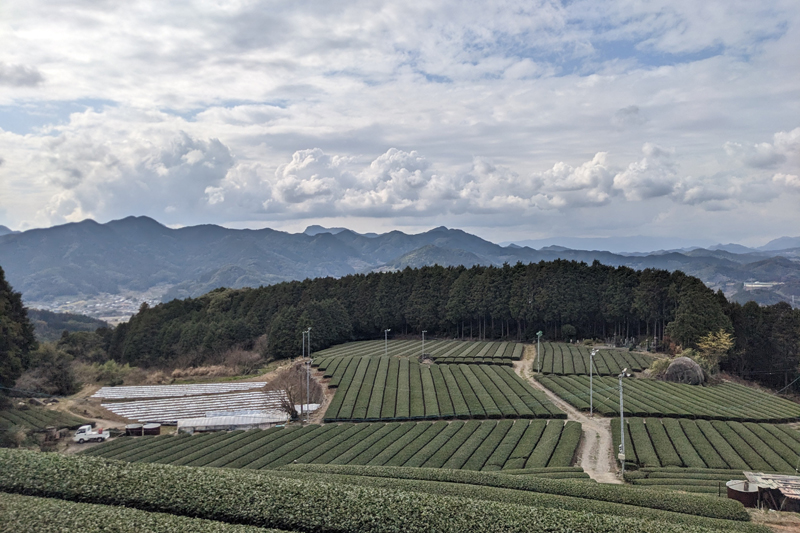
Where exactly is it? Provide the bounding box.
[515,345,621,484]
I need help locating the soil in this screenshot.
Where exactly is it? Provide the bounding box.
[515,345,622,484]
[749,508,800,533]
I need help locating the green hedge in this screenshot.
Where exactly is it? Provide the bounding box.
[269,470,761,533]
[547,421,581,467]
[0,449,751,533]
[0,492,287,533]
[278,463,753,523]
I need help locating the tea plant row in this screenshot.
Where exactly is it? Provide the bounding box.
[84,419,581,472]
[537,342,652,375]
[322,358,563,421]
[538,375,800,421]
[611,418,800,472]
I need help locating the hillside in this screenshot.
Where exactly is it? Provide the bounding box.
[1,217,799,315]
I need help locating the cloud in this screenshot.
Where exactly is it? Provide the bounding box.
[0,63,43,87]
[611,105,646,128]
[724,127,800,169]
[773,173,800,190]
[612,143,677,200]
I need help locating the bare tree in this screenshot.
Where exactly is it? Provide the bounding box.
[263,362,324,420]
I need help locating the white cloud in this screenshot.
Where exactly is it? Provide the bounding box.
[612,143,678,201]
[0,1,797,244]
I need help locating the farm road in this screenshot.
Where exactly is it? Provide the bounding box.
[516,346,621,484]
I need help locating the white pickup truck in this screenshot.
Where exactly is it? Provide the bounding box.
[73,425,111,443]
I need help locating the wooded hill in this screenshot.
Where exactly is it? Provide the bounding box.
[108,261,729,364]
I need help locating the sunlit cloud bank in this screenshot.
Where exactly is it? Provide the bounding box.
[0,1,798,244]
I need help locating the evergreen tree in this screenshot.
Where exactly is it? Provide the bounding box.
[0,265,37,389]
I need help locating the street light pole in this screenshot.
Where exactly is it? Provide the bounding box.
[590,349,597,418]
[385,329,391,357]
[618,368,629,477]
[422,330,427,357]
[306,327,311,424]
[536,331,543,374]
[301,330,306,421]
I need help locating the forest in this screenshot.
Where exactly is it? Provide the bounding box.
[89,260,797,389]
[3,260,800,392]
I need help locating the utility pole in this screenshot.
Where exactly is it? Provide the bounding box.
[536,331,543,374]
[301,330,307,421]
[422,330,427,357]
[385,329,391,357]
[590,349,597,418]
[618,368,629,477]
[306,327,311,424]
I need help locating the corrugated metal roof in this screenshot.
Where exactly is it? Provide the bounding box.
[744,472,800,499]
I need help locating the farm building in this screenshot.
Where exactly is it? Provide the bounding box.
[177,412,287,433]
[742,472,800,512]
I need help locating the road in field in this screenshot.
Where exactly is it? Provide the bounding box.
[519,344,621,484]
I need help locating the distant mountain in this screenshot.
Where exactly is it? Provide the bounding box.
[1,216,799,309]
[760,236,800,251]
[499,235,716,254]
[709,243,759,254]
[377,244,484,270]
[0,225,18,236]
[304,225,378,238]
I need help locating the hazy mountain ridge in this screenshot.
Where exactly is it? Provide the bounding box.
[1,216,799,314]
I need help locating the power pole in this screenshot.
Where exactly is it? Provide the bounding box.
[618,368,629,477]
[306,327,311,424]
[590,349,597,418]
[536,331,543,374]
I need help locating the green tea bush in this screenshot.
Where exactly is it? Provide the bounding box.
[0,449,753,533]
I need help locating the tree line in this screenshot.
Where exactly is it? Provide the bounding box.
[3,260,798,393]
[107,260,733,365]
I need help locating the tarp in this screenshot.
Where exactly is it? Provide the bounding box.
[744,472,800,500]
[177,412,288,431]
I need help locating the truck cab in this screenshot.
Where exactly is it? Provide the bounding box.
[73,425,110,443]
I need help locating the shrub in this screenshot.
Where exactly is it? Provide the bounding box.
[1,449,754,533]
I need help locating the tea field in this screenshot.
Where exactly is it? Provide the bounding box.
[0,449,770,533]
[83,419,582,472]
[313,339,523,366]
[612,418,800,471]
[537,375,800,421]
[536,342,653,375]
[0,407,89,431]
[321,358,563,421]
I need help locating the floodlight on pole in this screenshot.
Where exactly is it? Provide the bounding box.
[536,331,543,374]
[422,330,427,357]
[385,329,391,357]
[590,349,597,418]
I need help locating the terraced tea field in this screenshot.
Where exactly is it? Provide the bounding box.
[0,408,89,430]
[321,358,563,421]
[83,419,582,472]
[612,418,800,471]
[538,375,800,421]
[2,448,768,533]
[313,339,523,366]
[536,342,652,375]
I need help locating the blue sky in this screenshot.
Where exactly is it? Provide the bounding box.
[0,1,798,248]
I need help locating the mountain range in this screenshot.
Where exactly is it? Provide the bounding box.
[0,216,798,311]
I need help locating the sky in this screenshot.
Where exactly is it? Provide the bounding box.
[0,1,798,248]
